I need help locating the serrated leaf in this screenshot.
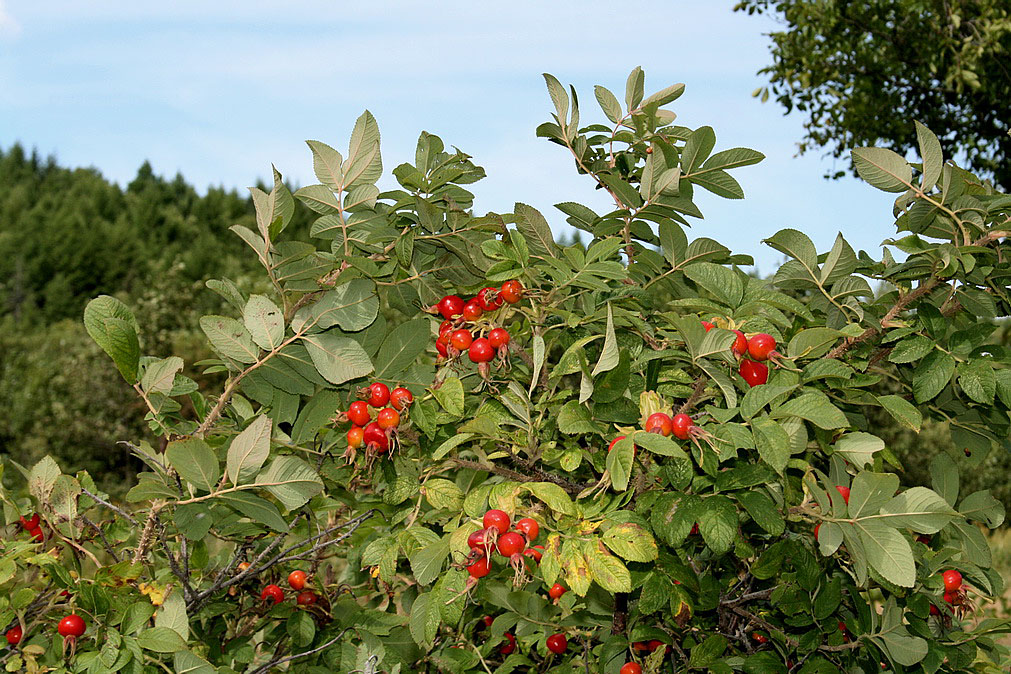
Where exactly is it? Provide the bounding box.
[226,415,272,486]
[584,540,631,592]
[165,438,219,492]
[852,147,913,193]
[200,315,259,364]
[256,456,323,510]
[601,523,658,562]
[876,395,922,432]
[141,357,184,395]
[912,351,955,403]
[291,279,378,333]
[302,332,373,384]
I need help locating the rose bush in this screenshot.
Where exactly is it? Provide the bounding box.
[2,67,1010,673]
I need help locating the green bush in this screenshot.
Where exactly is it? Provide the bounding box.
[1,68,1010,674]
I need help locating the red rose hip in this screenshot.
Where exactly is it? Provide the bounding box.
[739,359,768,387]
[437,295,465,320]
[390,387,413,410]
[483,509,511,534]
[671,413,694,440]
[514,517,539,541]
[57,614,86,637]
[546,633,567,654]
[748,333,777,361]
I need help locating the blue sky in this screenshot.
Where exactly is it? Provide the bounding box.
[0,0,898,271]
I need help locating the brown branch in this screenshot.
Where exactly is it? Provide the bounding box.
[451,459,592,495]
[677,375,709,415]
[827,230,1007,361]
[825,278,940,360]
[246,628,353,674]
[611,592,628,635]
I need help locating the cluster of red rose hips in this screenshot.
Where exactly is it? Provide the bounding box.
[339,382,413,460]
[607,409,709,456]
[5,613,86,649]
[18,513,45,543]
[431,280,524,372]
[256,568,320,608]
[933,569,969,615]
[703,321,778,387]
[464,509,543,583]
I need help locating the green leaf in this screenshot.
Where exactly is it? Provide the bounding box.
[424,479,463,511]
[833,432,885,469]
[302,332,373,384]
[591,304,619,376]
[256,456,323,510]
[607,436,635,492]
[557,400,598,435]
[736,491,784,536]
[291,279,378,333]
[226,415,272,486]
[165,438,219,492]
[306,140,343,191]
[121,602,156,635]
[690,169,744,199]
[930,453,959,506]
[772,393,847,429]
[763,229,818,272]
[625,66,644,110]
[681,126,716,174]
[700,147,764,172]
[374,318,430,380]
[752,417,789,474]
[889,335,933,363]
[200,315,259,364]
[684,262,743,307]
[787,328,844,359]
[525,482,576,516]
[154,587,188,641]
[514,202,558,258]
[431,433,474,461]
[958,359,996,404]
[875,395,922,432]
[584,540,631,592]
[740,385,794,421]
[408,592,441,646]
[286,611,315,648]
[410,539,450,586]
[594,85,622,123]
[642,82,686,109]
[878,487,959,533]
[243,295,284,351]
[915,121,943,191]
[84,296,141,382]
[141,357,184,395]
[912,351,955,403]
[852,147,913,192]
[343,110,383,188]
[601,523,658,562]
[293,183,341,214]
[959,490,1005,528]
[855,520,915,587]
[849,472,900,518]
[137,627,187,653]
[689,635,728,668]
[699,495,737,555]
[629,431,688,459]
[432,376,464,417]
[215,492,289,532]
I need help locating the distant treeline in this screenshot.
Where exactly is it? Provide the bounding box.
[0,144,313,490]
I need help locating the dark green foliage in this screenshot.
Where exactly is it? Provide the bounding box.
[736,0,1011,188]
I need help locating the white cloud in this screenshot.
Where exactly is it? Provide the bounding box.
[0,0,21,37]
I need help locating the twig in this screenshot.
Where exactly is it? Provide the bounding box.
[677,375,709,415]
[80,514,120,563]
[246,628,352,674]
[80,487,139,526]
[451,459,592,495]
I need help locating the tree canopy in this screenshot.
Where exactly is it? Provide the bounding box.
[736,0,1011,188]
